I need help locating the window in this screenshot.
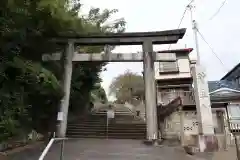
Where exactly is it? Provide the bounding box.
[227,104,240,131]
[159,61,179,73]
[228,104,240,121]
[237,77,240,87]
[213,111,224,134]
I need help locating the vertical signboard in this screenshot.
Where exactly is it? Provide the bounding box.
[192,65,214,135]
[107,109,115,119]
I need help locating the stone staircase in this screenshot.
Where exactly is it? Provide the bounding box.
[66,105,147,139]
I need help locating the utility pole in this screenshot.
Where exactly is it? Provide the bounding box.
[187,4,200,65]
[193,20,200,65]
[187,3,216,152]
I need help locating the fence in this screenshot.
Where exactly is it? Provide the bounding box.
[228,122,240,160]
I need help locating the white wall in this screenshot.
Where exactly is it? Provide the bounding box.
[155,57,191,80]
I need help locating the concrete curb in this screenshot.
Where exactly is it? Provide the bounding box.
[0,152,8,159]
[183,146,200,155]
[1,141,44,156]
[143,139,163,146]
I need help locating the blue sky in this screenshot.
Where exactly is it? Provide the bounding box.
[81,0,240,100]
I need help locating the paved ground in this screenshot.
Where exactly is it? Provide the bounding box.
[8,143,45,160]
[194,147,238,160]
[7,139,239,160]
[8,139,195,160]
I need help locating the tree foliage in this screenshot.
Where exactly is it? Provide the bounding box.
[0,0,125,142]
[69,6,125,113]
[91,84,108,103]
[109,71,144,104]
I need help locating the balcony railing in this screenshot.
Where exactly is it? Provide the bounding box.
[229,120,240,133]
[157,91,195,106]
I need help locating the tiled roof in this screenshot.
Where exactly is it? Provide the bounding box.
[221,63,240,80]
[208,80,240,92]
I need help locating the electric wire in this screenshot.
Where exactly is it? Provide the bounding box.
[197,29,228,71]
[168,0,195,50]
[209,0,227,20]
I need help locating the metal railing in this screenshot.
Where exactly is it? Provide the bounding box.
[228,122,240,160]
[38,137,67,160]
[158,91,195,105]
[229,122,240,132]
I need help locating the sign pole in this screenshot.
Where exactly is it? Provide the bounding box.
[106,112,108,139]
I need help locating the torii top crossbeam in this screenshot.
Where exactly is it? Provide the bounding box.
[50,28,186,45]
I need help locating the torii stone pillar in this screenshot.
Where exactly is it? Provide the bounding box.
[142,40,158,141]
[57,41,74,138]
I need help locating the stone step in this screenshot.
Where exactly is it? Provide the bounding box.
[67,124,146,128]
[68,123,145,126]
[67,134,146,139]
[67,126,146,131]
[69,119,143,123]
[67,113,146,139]
[67,125,146,129]
[92,112,133,114]
[69,118,142,123]
[69,121,106,123]
[67,128,146,132]
[68,121,146,124]
[67,131,146,135]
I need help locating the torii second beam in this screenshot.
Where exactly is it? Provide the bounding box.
[42,52,176,62]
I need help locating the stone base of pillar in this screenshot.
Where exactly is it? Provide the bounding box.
[143,139,161,146]
[183,134,218,154]
[198,134,218,152]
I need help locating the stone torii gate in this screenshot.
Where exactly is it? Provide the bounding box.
[43,29,186,142]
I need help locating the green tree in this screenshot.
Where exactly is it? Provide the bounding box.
[91,84,108,103]
[69,7,125,113]
[109,70,144,104]
[0,0,125,142]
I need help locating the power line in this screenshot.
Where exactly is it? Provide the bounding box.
[196,29,228,71]
[181,0,195,27]
[209,0,227,20]
[177,6,188,29]
[168,0,195,50]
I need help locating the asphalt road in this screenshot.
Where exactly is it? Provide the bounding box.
[8,139,209,160]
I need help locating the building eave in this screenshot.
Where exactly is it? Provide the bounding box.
[209,87,240,95]
[156,48,193,54]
